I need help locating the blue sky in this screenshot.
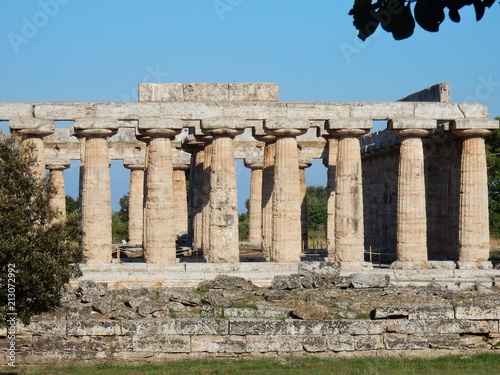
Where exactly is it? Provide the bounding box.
[1,1,499,212]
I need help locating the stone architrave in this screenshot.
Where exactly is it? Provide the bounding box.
[75,128,116,264]
[205,128,242,263]
[453,127,493,265]
[46,162,70,221]
[391,127,433,264]
[327,120,371,264]
[265,120,308,263]
[245,161,264,245]
[173,164,189,236]
[139,128,180,264]
[124,162,145,246]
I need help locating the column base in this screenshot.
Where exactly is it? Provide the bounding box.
[456,261,493,270]
[390,261,457,270]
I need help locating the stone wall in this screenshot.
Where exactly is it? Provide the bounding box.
[2,272,499,366]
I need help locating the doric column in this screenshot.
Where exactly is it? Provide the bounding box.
[452,119,498,268]
[138,119,182,264]
[245,160,263,245]
[202,122,243,263]
[265,120,308,262]
[390,122,433,266]
[173,164,189,236]
[10,119,54,179]
[74,127,116,264]
[124,161,145,246]
[46,161,70,221]
[186,141,206,252]
[202,142,213,259]
[328,120,371,265]
[324,138,338,259]
[258,136,276,259]
[299,159,312,250]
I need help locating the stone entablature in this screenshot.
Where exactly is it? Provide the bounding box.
[0,83,498,269]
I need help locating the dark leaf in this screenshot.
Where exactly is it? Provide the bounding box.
[349,0,380,41]
[473,0,486,20]
[415,0,446,32]
[449,8,461,22]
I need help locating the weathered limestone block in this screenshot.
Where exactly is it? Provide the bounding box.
[121,320,162,335]
[139,83,184,102]
[386,319,496,335]
[326,334,355,352]
[374,304,455,320]
[132,334,190,352]
[255,305,291,319]
[383,333,428,350]
[190,335,246,353]
[91,295,119,315]
[34,103,97,119]
[223,308,257,318]
[77,281,108,302]
[197,275,255,290]
[292,300,328,320]
[455,301,500,320]
[246,335,303,353]
[228,83,279,101]
[67,320,122,336]
[324,320,387,335]
[0,102,33,119]
[229,319,287,335]
[136,301,167,317]
[354,335,383,351]
[271,274,303,290]
[350,273,390,288]
[303,336,328,352]
[166,319,228,335]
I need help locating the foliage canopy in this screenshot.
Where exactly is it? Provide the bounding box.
[0,135,82,325]
[349,0,497,41]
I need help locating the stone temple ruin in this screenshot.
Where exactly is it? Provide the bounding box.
[1,82,499,277]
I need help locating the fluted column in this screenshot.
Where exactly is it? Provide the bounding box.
[11,119,54,179]
[259,136,276,259]
[453,128,492,266]
[124,162,145,246]
[46,162,70,221]
[139,128,180,264]
[328,128,368,263]
[173,164,189,236]
[324,138,338,259]
[207,129,241,263]
[391,128,432,264]
[265,123,307,263]
[202,143,213,259]
[187,143,206,252]
[299,160,312,250]
[245,161,264,245]
[75,128,116,264]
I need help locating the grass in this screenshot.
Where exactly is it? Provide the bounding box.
[4,353,499,375]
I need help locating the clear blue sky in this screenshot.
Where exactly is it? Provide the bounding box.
[1,1,499,211]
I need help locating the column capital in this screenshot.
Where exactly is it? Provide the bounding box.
[74,128,117,138]
[264,119,308,138]
[299,157,313,169]
[391,128,432,138]
[201,118,245,138]
[452,128,492,138]
[46,161,70,171]
[124,161,146,171]
[10,119,54,137]
[138,128,180,139]
[244,160,263,170]
[327,128,369,139]
[254,134,276,144]
[173,163,189,171]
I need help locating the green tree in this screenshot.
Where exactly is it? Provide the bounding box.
[112,194,129,243]
[350,0,497,41]
[0,135,82,325]
[306,186,327,231]
[486,117,500,238]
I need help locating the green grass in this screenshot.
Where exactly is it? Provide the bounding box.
[4,353,500,375]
